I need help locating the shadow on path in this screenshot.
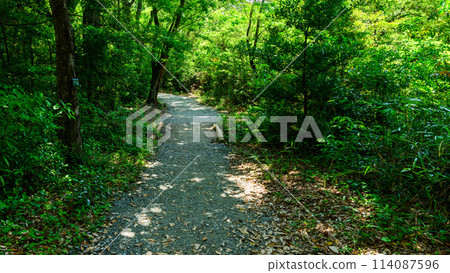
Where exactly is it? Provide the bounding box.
[94,93,271,255]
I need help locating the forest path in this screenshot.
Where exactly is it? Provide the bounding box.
[93,93,272,255]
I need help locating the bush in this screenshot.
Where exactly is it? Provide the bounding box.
[320,98,450,210]
[0,84,65,196]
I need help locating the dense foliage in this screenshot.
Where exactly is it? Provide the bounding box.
[0,0,448,253]
[179,0,449,203]
[178,0,449,249]
[0,0,154,253]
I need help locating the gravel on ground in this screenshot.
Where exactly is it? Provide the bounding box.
[91,93,277,255]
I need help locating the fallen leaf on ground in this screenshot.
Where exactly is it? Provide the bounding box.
[329,246,339,254]
[238,227,249,235]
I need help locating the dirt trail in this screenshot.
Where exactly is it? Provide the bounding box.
[93,93,271,255]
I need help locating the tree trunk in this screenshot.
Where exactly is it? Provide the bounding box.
[49,0,82,155]
[148,7,159,27]
[136,0,143,22]
[147,59,167,105]
[1,25,10,65]
[302,29,309,116]
[28,32,35,89]
[82,1,101,100]
[146,8,162,105]
[123,0,135,22]
[250,0,265,72]
[28,33,34,66]
[246,0,256,71]
[83,1,100,27]
[147,48,169,105]
[146,0,185,105]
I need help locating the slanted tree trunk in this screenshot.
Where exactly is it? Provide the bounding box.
[250,0,265,72]
[147,62,166,104]
[147,51,168,105]
[146,0,185,105]
[246,0,257,72]
[49,0,82,155]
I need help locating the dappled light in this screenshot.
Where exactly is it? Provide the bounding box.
[136,214,152,227]
[147,206,163,214]
[120,229,136,238]
[158,184,175,191]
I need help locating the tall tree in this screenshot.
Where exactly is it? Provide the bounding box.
[276,0,346,116]
[246,0,265,72]
[83,0,101,27]
[49,0,82,154]
[250,0,265,72]
[146,0,186,105]
[82,0,102,101]
[144,0,215,105]
[246,0,257,71]
[122,0,136,22]
[135,0,143,22]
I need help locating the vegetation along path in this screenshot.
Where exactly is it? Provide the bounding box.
[91,93,273,255]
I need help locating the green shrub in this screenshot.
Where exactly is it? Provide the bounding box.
[0,84,65,196]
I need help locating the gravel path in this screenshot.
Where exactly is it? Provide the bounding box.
[93,93,271,255]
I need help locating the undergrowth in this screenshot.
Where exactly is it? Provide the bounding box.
[234,144,448,254]
[201,88,449,254]
[0,84,149,254]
